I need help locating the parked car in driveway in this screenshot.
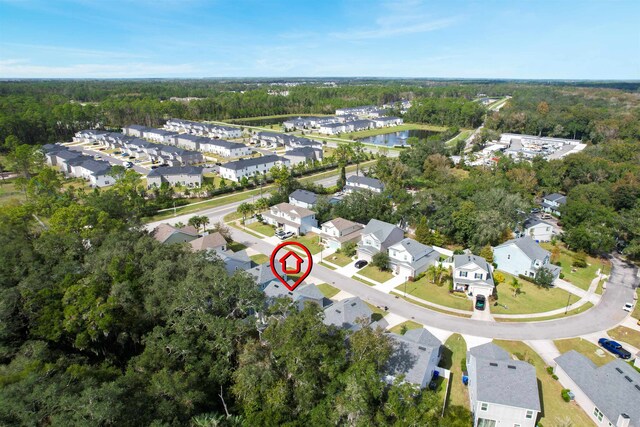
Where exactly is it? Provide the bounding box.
[598,338,631,359]
[623,302,634,312]
[276,231,294,240]
[475,295,486,311]
[354,260,368,269]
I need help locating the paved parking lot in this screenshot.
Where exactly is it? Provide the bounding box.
[64,142,149,174]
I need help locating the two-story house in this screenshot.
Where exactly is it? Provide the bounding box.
[319,217,364,251]
[541,193,567,216]
[452,255,495,297]
[467,343,541,427]
[323,297,373,331]
[493,236,561,281]
[289,189,318,209]
[263,282,327,311]
[146,166,203,188]
[356,219,404,262]
[218,155,289,182]
[262,202,318,235]
[344,175,384,194]
[520,217,554,242]
[152,223,199,245]
[385,328,442,389]
[387,238,439,279]
[554,351,640,427]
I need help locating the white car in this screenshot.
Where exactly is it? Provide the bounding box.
[623,303,634,312]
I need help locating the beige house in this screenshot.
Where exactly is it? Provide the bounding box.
[262,202,318,235]
[319,218,364,250]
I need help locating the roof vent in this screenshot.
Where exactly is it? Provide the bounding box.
[635,385,640,392]
[507,365,516,369]
[335,310,341,314]
[624,376,633,382]
[489,362,498,367]
[418,346,427,351]
[351,302,357,307]
[616,367,623,373]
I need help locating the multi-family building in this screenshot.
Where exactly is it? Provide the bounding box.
[146,166,203,188]
[218,155,289,182]
[344,175,384,194]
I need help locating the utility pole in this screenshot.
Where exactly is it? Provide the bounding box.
[564,292,572,314]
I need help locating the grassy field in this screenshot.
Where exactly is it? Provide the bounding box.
[607,326,640,349]
[398,277,473,311]
[317,283,340,299]
[227,241,247,253]
[336,123,447,140]
[541,242,607,290]
[496,302,594,322]
[289,233,323,255]
[632,288,640,320]
[246,221,275,237]
[322,251,353,267]
[319,262,336,270]
[388,320,422,335]
[250,254,269,264]
[390,292,474,318]
[358,265,394,283]
[494,340,594,427]
[492,271,576,315]
[353,275,376,286]
[445,129,473,147]
[554,338,615,367]
[0,181,23,206]
[441,334,470,410]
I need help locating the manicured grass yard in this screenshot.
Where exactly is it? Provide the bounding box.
[607,326,640,349]
[496,302,594,322]
[250,254,269,264]
[632,288,640,320]
[441,334,469,410]
[541,242,607,290]
[494,340,594,427]
[388,320,422,335]
[246,221,275,237]
[366,302,388,321]
[492,271,576,315]
[398,277,473,311]
[227,241,247,253]
[317,283,340,299]
[554,338,615,367]
[290,233,323,255]
[322,251,353,267]
[357,265,394,283]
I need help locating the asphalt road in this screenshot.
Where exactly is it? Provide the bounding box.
[228,226,638,340]
[66,144,149,174]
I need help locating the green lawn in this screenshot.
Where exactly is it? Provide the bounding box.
[366,302,388,321]
[494,340,594,427]
[608,326,640,349]
[246,221,275,237]
[319,262,336,270]
[496,302,594,322]
[441,334,470,410]
[353,275,376,286]
[541,242,607,290]
[317,283,340,299]
[322,251,353,267]
[492,271,576,315]
[357,265,394,283]
[388,320,422,335]
[554,338,615,367]
[250,254,269,264]
[445,129,473,147]
[0,181,23,206]
[390,292,474,318]
[398,277,473,311]
[227,241,247,253]
[632,289,640,320]
[290,233,323,255]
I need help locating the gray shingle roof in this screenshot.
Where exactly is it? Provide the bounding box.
[555,351,640,426]
[79,159,111,174]
[346,175,384,190]
[220,155,283,171]
[386,329,441,387]
[362,219,402,244]
[453,254,491,270]
[391,238,433,258]
[495,236,549,261]
[468,343,541,411]
[523,217,552,229]
[543,193,567,204]
[147,166,203,177]
[285,147,320,160]
[323,297,372,330]
[289,189,318,205]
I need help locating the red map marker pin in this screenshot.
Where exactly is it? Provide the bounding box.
[269,241,313,291]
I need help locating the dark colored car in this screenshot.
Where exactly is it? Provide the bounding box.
[475,295,486,311]
[354,260,368,269]
[598,338,631,359]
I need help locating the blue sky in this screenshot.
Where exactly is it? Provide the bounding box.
[0,0,638,79]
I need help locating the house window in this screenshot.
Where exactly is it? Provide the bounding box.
[593,407,603,422]
[507,254,511,259]
[460,271,468,278]
[474,273,483,279]
[477,418,495,427]
[480,402,488,411]
[514,424,521,427]
[525,410,533,419]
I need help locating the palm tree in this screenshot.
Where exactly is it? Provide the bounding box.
[254,198,269,212]
[237,202,254,224]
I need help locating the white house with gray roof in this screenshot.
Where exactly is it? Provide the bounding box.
[246,263,286,291]
[284,147,323,165]
[467,343,541,427]
[554,350,640,427]
[146,166,203,188]
[122,124,151,138]
[263,282,327,311]
[452,255,494,297]
[262,202,318,235]
[356,219,404,262]
[218,155,289,182]
[289,189,318,209]
[323,297,373,331]
[388,238,439,278]
[541,193,567,216]
[520,217,554,242]
[345,175,384,194]
[385,328,442,389]
[493,236,561,281]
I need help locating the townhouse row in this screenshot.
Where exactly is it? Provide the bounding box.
[42,144,114,187]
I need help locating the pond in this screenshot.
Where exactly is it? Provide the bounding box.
[358,129,440,147]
